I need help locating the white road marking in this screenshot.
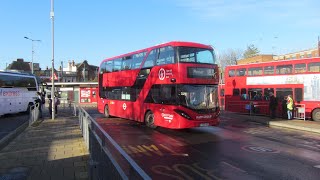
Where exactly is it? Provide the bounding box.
[221,161,246,173]
[314,165,320,169]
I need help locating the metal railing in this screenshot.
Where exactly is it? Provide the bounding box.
[73,102,77,117]
[293,104,306,121]
[77,106,151,180]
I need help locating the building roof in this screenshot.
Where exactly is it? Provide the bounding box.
[7,59,31,72]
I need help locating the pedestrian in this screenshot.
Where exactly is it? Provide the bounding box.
[48,95,52,116]
[269,92,277,119]
[54,93,60,115]
[282,96,287,119]
[287,95,294,120]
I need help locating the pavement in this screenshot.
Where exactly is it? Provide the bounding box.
[221,111,320,134]
[0,108,89,180]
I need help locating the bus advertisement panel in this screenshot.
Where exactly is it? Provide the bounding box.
[224,57,320,121]
[0,71,39,116]
[98,41,220,129]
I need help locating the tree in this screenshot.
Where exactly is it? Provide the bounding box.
[217,49,243,69]
[243,44,260,58]
[217,49,243,84]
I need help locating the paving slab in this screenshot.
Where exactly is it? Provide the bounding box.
[0,109,89,180]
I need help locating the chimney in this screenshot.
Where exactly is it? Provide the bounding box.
[72,60,75,66]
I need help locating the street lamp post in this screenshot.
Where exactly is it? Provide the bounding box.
[51,0,55,120]
[24,37,41,74]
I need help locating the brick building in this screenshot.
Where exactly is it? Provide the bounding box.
[237,55,274,65]
[273,48,319,61]
[238,47,320,65]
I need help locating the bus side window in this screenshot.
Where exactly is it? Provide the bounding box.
[264,66,274,75]
[145,84,161,103]
[240,88,247,100]
[156,46,174,65]
[236,68,246,76]
[264,88,274,100]
[308,62,320,72]
[275,88,293,100]
[142,49,156,68]
[294,88,303,102]
[132,52,146,69]
[122,56,133,70]
[99,62,106,73]
[248,67,263,76]
[233,88,240,96]
[228,69,235,77]
[294,63,306,74]
[138,69,150,79]
[113,59,122,72]
[248,88,262,100]
[106,61,113,73]
[276,65,292,74]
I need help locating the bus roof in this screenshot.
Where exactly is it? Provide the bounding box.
[0,70,35,77]
[226,57,320,69]
[101,41,213,63]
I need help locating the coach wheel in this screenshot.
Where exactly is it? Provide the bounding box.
[145,111,157,129]
[312,109,320,122]
[104,105,110,118]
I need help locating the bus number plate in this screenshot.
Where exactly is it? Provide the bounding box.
[200,123,209,127]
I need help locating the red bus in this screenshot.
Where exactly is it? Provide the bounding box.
[97,41,220,129]
[224,57,320,121]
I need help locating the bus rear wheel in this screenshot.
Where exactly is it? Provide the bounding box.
[145,111,157,129]
[312,109,320,121]
[104,105,110,118]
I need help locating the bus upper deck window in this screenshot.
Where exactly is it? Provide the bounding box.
[236,68,246,76]
[294,63,306,73]
[248,67,263,76]
[143,50,156,68]
[264,66,274,75]
[228,69,235,77]
[308,62,320,72]
[276,65,292,74]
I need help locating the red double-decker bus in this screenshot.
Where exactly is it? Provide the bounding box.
[97,41,220,129]
[224,57,320,121]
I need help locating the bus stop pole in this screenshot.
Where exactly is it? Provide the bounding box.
[51,0,55,120]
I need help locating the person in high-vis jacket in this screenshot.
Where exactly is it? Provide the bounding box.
[287,95,294,120]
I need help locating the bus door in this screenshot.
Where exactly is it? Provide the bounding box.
[91,88,97,103]
[117,87,135,120]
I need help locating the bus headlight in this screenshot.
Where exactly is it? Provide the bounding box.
[174,109,192,120]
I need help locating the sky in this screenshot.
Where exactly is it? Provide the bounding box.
[0,0,319,70]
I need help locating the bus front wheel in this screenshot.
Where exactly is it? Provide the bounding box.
[104,105,110,118]
[312,109,320,121]
[145,111,157,129]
